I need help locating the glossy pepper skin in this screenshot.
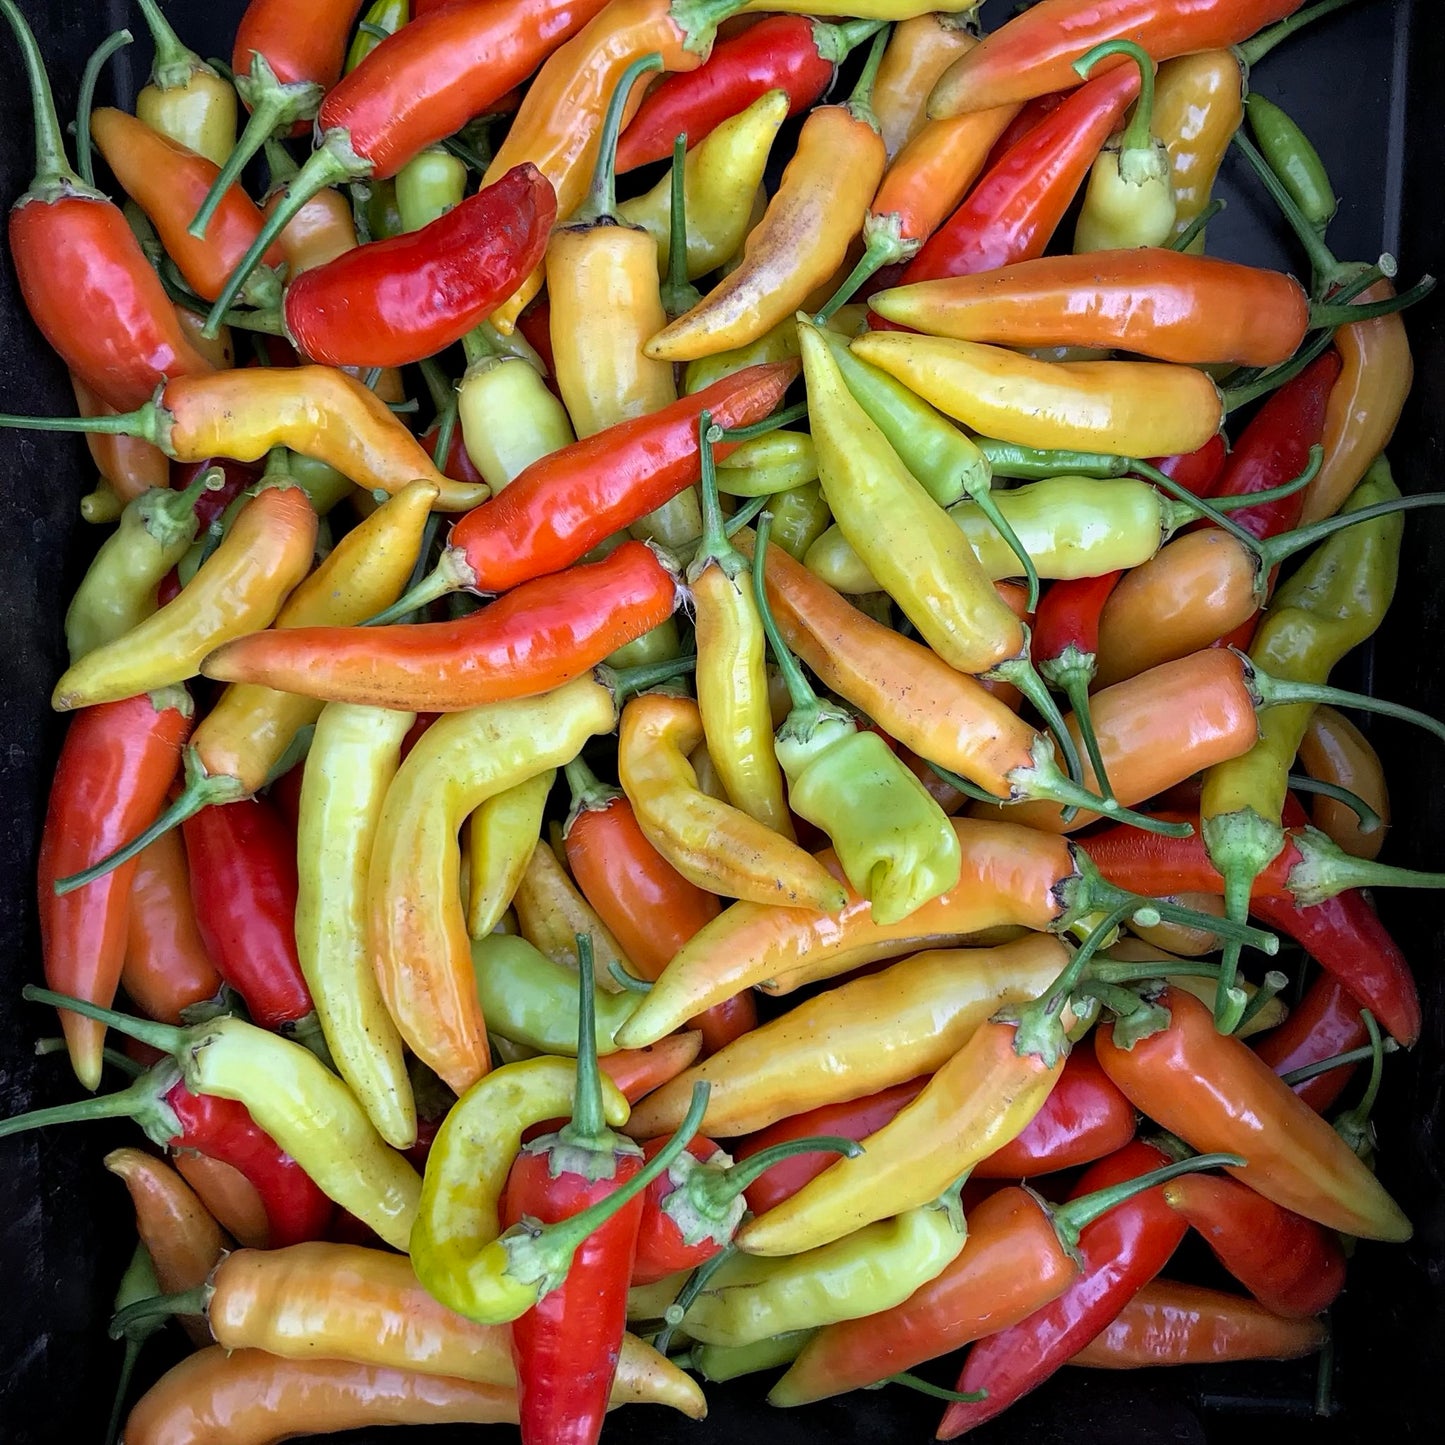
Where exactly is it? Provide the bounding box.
[1096,986,1411,1241]
[0,0,213,412]
[232,0,366,93]
[468,770,555,940]
[926,0,1302,116]
[204,543,679,712]
[1300,705,1390,859]
[1153,49,1243,248]
[871,11,980,160]
[283,166,556,368]
[132,0,238,166]
[1253,974,1369,1112]
[173,1153,270,1249]
[511,839,638,983]
[38,690,192,1089]
[937,1139,1189,1438]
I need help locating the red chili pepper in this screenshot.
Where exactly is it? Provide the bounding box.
[201,541,681,713]
[233,0,365,94]
[895,64,1140,288]
[0,0,212,411]
[1252,975,1368,1113]
[421,419,487,487]
[980,91,1066,174]
[1147,435,1232,497]
[936,1139,1188,1439]
[1032,571,1124,719]
[1161,1172,1346,1318]
[180,796,317,1035]
[280,166,556,368]
[38,689,192,1091]
[514,298,559,384]
[614,15,877,172]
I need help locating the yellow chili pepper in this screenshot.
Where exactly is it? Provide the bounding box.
[716,432,818,497]
[850,331,1223,458]
[466,770,554,940]
[619,87,789,282]
[133,0,237,166]
[296,703,417,1150]
[871,10,981,161]
[511,838,637,986]
[456,348,576,497]
[644,33,889,363]
[618,692,848,912]
[51,482,316,711]
[628,934,1068,1139]
[683,317,802,396]
[766,480,832,560]
[369,678,618,1095]
[1153,50,1243,251]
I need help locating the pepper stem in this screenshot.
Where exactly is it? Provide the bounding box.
[1198,447,1322,518]
[813,17,887,65]
[1232,127,1346,293]
[559,934,607,1145]
[724,494,768,538]
[35,1038,148,1078]
[1286,774,1382,833]
[751,514,821,718]
[662,133,702,319]
[599,654,699,704]
[1285,824,1445,906]
[1238,0,1358,68]
[564,756,622,826]
[1247,657,1445,749]
[1236,969,1290,1031]
[1281,1034,1398,1087]
[1309,279,1435,329]
[133,0,205,88]
[52,749,247,896]
[0,0,91,193]
[882,1372,987,1404]
[1058,674,1115,804]
[1085,959,1224,985]
[1258,491,1445,571]
[1167,198,1225,253]
[107,1284,207,1339]
[1131,456,1271,555]
[20,985,185,1055]
[688,412,746,577]
[575,52,663,227]
[989,652,1088,794]
[813,226,908,324]
[695,1135,863,1210]
[1050,1151,1247,1250]
[201,126,368,334]
[1083,868,1278,955]
[653,1227,737,1356]
[845,25,890,129]
[963,480,1040,613]
[76,28,134,188]
[977,439,1129,481]
[1015,738,1191,836]
[105,1336,144,1445]
[0,1069,163,1140]
[1074,39,1157,157]
[0,398,167,447]
[362,546,475,626]
[720,401,809,445]
[1332,1010,1383,1157]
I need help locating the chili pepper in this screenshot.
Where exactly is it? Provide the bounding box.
[615,815,1274,1045]
[715,431,816,498]
[926,0,1303,116]
[1247,92,1337,232]
[0,0,214,412]
[1072,40,1176,250]
[0,366,487,511]
[1162,1172,1346,1317]
[368,677,619,1094]
[512,839,637,983]
[684,1332,813,1382]
[1299,706,1389,859]
[49,483,315,712]
[685,1178,972,1349]
[1069,1280,1329,1367]
[645,32,888,362]
[468,770,554,939]
[602,1033,705,1103]
[262,139,359,276]
[172,1153,271,1249]
[627,934,1070,1141]
[472,933,634,1057]
[112,1241,705,1416]
[92,108,284,308]
[753,511,964,920]
[122,828,222,1025]
[106,1243,165,1445]
[37,689,191,1089]
[131,0,237,165]
[205,544,680,713]
[873,250,1315,366]
[935,1138,1192,1435]
[1096,985,1410,1240]
[1152,49,1242,250]
[22,990,421,1248]
[64,467,217,662]
[771,1148,1244,1405]
[872,11,982,161]
[348,0,410,73]
[71,376,172,509]
[850,331,1223,458]
[1094,352,1341,685]
[894,64,1140,289]
[764,480,832,561]
[618,691,848,912]
[296,704,416,1148]
[1254,975,1367,1112]
[122,1347,518,1444]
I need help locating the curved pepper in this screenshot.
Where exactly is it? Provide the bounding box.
[1299,705,1389,860]
[467,770,554,940]
[871,11,981,159]
[1253,974,1369,1112]
[1153,49,1243,249]
[511,839,638,982]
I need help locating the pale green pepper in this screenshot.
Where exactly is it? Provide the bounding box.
[716,431,818,497]
[458,334,576,496]
[346,0,408,73]
[754,515,961,925]
[396,144,468,232]
[685,1331,814,1382]
[767,481,832,561]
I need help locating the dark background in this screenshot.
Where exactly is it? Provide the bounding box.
[1,0,1440,1440]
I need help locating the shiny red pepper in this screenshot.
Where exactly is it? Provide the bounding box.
[233,0,366,94]
[1,0,212,411]
[936,1140,1189,1439]
[1252,975,1368,1113]
[180,796,317,1035]
[614,14,877,172]
[38,690,192,1091]
[281,166,557,368]
[980,92,1066,174]
[1161,1172,1346,1318]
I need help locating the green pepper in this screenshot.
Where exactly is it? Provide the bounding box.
[767,481,832,561]
[683,319,802,396]
[470,933,634,1056]
[716,431,818,497]
[1073,39,1177,252]
[64,467,218,661]
[754,515,961,926]
[361,177,405,242]
[396,145,468,233]
[106,1244,164,1445]
[677,1179,969,1349]
[288,452,356,516]
[685,1331,815,1383]
[606,616,684,671]
[346,0,408,73]
[1246,92,1337,234]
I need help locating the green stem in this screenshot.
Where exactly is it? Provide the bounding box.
[1238,0,1358,67]
[362,547,473,627]
[1232,127,1346,291]
[418,356,455,415]
[1196,446,1322,515]
[720,402,809,445]
[690,412,746,575]
[1284,826,1445,907]
[1131,456,1271,556]
[663,132,702,319]
[76,28,134,188]
[107,1285,206,1339]
[601,654,698,704]
[608,961,653,993]
[1050,1151,1246,1248]
[133,0,203,88]
[845,25,890,127]
[1236,969,1290,1031]
[967,484,1040,613]
[1314,1318,1337,1417]
[924,759,1004,806]
[105,1337,144,1445]
[1285,774,1381,833]
[575,52,663,226]
[1084,873,1277,956]
[814,229,904,324]
[1074,39,1157,155]
[1167,198,1225,252]
[0,0,91,191]
[1333,1009,1383,1142]
[723,494,768,538]
[696,1136,862,1208]
[751,514,819,715]
[989,654,1087,794]
[20,985,184,1054]
[0,1071,165,1140]
[34,1038,146,1078]
[814,17,887,64]
[1309,276,1435,329]
[653,1228,736,1357]
[559,935,606,1144]
[1060,674,1115,805]
[440,131,492,174]
[1086,960,1223,985]
[1281,1035,1397,1087]
[1249,657,1445,749]
[1017,737,1193,836]
[881,1372,987,1404]
[564,755,622,816]
[0,401,169,442]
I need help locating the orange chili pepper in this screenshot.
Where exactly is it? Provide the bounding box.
[600,1032,705,1103]
[871,11,982,161]
[172,1152,271,1250]
[70,375,170,506]
[262,137,358,274]
[1152,50,1243,249]
[1298,705,1389,860]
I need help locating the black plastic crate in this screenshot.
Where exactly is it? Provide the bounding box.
[1,1,1440,1441]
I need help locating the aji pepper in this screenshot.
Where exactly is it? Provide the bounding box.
[1299,705,1389,859]
[871,10,981,160]
[131,0,237,166]
[171,1154,275,1252]
[467,770,554,940]
[1153,49,1243,249]
[511,839,638,983]
[1247,92,1337,233]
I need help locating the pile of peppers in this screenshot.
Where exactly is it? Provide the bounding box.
[0,0,1437,1440]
